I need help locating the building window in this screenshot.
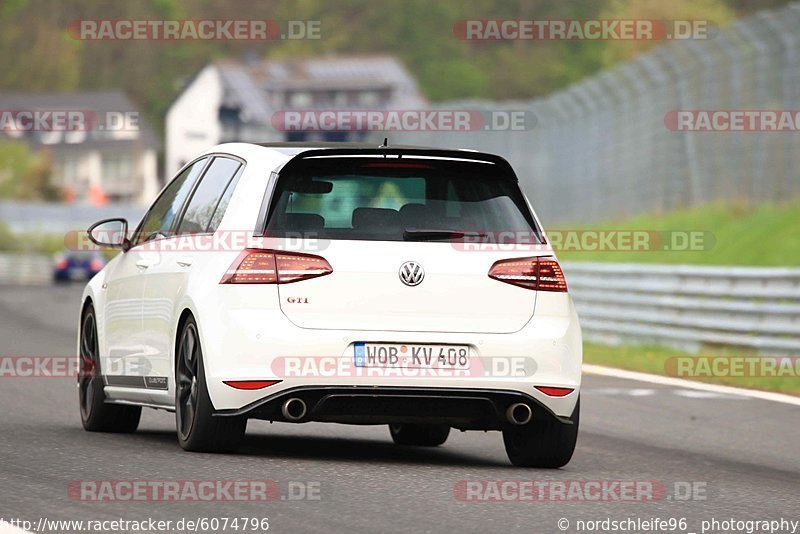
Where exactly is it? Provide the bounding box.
[64,130,86,144]
[55,156,81,188]
[358,91,380,107]
[101,153,134,194]
[38,130,62,145]
[290,92,313,108]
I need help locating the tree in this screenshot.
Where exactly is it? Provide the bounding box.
[599,0,736,67]
[0,141,60,201]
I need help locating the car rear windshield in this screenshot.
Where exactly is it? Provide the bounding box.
[264,157,542,242]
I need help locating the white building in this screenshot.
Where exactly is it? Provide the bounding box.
[0,91,159,205]
[166,55,426,177]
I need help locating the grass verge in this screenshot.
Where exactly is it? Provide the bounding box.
[556,200,800,266]
[584,341,800,396]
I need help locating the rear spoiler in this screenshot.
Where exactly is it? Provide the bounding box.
[275,146,519,182]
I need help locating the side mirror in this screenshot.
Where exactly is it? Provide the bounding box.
[87,218,131,251]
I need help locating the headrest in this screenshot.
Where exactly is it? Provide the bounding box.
[352,207,401,233]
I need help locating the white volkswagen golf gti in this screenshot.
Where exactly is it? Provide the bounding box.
[78,143,582,467]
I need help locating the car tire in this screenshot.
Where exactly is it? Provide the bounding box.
[502,398,579,468]
[175,315,246,453]
[78,304,141,433]
[389,424,450,446]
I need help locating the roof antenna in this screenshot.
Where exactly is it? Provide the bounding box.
[378,137,389,158]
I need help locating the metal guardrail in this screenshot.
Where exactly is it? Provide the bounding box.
[0,253,51,285]
[0,201,145,234]
[563,262,800,355]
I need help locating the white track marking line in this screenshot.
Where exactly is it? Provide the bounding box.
[672,389,745,399]
[583,364,800,406]
[0,521,33,534]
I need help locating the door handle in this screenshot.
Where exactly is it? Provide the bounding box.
[176,257,193,267]
[135,259,153,270]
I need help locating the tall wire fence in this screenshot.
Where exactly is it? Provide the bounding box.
[393,2,800,225]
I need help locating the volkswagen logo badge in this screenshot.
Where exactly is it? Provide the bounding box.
[399,261,424,287]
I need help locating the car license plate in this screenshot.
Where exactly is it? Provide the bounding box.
[354,343,470,369]
[69,268,88,280]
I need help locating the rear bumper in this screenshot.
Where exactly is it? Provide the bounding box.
[215,385,574,430]
[196,290,582,419]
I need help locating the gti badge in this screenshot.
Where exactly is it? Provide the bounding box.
[399,261,424,286]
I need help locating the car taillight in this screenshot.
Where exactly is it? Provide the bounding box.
[223,380,282,390]
[90,258,104,271]
[535,386,575,397]
[56,258,68,270]
[220,249,332,284]
[488,256,567,292]
[274,251,333,283]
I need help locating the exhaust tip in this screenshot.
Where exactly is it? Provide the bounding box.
[506,403,533,425]
[281,398,307,422]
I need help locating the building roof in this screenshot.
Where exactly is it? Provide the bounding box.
[214,55,426,125]
[259,55,421,90]
[0,90,159,150]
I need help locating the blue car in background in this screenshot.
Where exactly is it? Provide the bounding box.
[53,251,106,283]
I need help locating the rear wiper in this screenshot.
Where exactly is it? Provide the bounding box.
[402,228,486,241]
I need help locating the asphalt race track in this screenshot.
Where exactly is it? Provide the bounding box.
[0,284,797,533]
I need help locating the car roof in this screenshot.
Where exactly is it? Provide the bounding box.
[202,142,513,172]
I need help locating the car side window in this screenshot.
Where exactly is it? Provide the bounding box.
[207,165,244,232]
[177,157,243,234]
[134,158,208,246]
